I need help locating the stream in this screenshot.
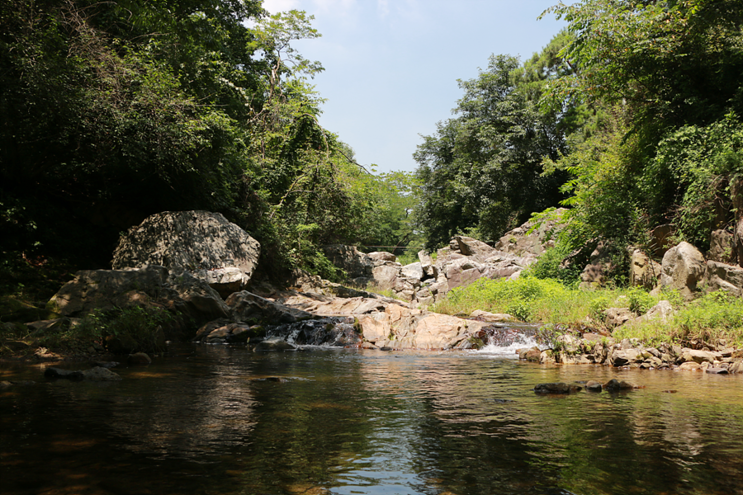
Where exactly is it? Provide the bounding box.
[2,342,743,495]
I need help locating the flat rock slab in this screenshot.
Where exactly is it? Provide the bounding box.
[706,367,729,374]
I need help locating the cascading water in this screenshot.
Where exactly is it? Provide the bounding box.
[474,322,545,357]
[266,316,363,347]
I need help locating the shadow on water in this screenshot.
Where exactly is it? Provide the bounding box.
[2,344,743,495]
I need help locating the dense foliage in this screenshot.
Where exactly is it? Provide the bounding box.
[0,0,416,295]
[414,33,577,248]
[414,0,743,286]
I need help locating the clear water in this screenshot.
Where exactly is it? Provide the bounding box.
[2,344,743,495]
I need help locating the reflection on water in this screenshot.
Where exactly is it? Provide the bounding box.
[3,345,743,495]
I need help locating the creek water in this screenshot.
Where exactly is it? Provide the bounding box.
[2,343,743,495]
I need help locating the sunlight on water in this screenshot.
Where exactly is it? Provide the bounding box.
[3,344,743,495]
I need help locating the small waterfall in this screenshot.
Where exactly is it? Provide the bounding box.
[266,317,363,347]
[474,323,544,357]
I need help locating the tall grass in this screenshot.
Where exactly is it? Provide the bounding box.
[432,276,667,329]
[434,275,743,346]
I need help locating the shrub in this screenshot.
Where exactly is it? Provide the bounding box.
[75,306,176,353]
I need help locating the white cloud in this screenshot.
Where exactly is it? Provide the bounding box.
[312,0,356,14]
[261,0,301,13]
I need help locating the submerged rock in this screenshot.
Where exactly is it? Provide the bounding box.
[254,337,296,352]
[585,381,603,392]
[604,379,637,392]
[127,352,152,365]
[44,366,122,381]
[534,382,582,394]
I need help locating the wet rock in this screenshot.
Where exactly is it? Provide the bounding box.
[81,367,122,381]
[729,360,743,374]
[92,361,119,369]
[534,382,582,394]
[676,362,702,371]
[127,352,152,365]
[0,381,12,389]
[227,291,311,325]
[254,337,296,352]
[540,350,556,365]
[706,367,729,374]
[585,381,603,392]
[44,367,84,381]
[604,379,637,392]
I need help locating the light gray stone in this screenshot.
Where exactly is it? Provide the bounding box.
[660,242,706,300]
[112,211,260,297]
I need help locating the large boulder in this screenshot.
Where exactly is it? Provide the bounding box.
[659,242,706,300]
[705,260,743,297]
[112,211,260,297]
[48,266,229,323]
[454,236,497,259]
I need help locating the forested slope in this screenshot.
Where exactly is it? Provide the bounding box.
[414,0,743,280]
[0,0,416,296]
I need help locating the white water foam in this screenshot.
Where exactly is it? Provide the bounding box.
[473,334,545,358]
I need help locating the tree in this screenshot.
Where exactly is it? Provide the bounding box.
[414,35,576,248]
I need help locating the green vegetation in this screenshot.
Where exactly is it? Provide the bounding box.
[0,0,419,296]
[433,274,743,347]
[0,305,177,356]
[432,276,658,328]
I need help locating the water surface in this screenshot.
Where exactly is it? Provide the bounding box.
[2,345,742,495]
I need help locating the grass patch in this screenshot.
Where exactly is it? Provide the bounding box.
[616,291,743,346]
[431,276,667,330]
[434,275,743,347]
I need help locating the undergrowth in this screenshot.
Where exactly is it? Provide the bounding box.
[434,274,743,347]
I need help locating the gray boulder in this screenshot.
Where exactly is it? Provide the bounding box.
[401,262,424,281]
[368,251,397,263]
[705,260,743,297]
[709,230,736,264]
[112,211,260,297]
[660,242,707,300]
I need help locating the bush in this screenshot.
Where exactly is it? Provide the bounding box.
[75,306,176,353]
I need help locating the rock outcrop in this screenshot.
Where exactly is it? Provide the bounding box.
[112,211,260,297]
[48,266,229,323]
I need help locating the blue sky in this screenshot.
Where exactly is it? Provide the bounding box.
[262,0,567,173]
